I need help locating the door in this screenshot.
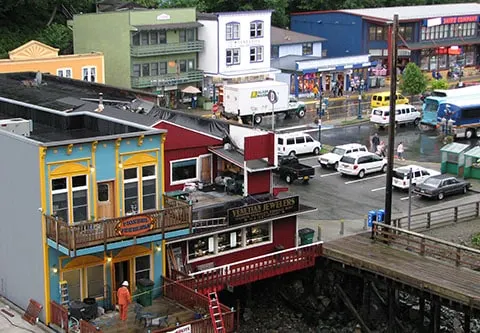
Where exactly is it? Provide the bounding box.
[295,136,307,154]
[113,260,130,295]
[198,154,212,184]
[97,181,115,219]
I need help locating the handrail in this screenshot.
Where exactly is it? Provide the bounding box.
[190,241,324,276]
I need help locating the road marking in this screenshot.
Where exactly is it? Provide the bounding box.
[321,172,340,177]
[344,174,385,185]
[371,187,385,192]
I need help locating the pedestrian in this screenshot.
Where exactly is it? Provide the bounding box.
[117,281,131,321]
[376,141,386,157]
[397,142,405,160]
[371,133,380,153]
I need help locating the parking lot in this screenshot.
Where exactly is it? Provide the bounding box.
[274,155,476,221]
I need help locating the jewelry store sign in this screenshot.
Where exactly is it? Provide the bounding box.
[228,196,299,224]
[167,325,191,333]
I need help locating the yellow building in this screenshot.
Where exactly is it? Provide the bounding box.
[0,40,104,83]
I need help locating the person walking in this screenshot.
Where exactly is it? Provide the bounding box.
[117,281,132,321]
[397,142,405,160]
[371,133,380,153]
[376,141,386,157]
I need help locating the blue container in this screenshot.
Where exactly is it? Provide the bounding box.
[377,209,385,223]
[367,210,377,228]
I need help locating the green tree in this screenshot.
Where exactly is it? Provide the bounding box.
[430,78,449,90]
[38,23,73,54]
[399,62,428,96]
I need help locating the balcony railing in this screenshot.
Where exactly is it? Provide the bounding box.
[131,40,204,57]
[46,196,191,256]
[172,242,323,294]
[131,70,204,89]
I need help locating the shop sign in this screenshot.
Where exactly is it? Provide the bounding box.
[167,325,191,333]
[115,215,154,236]
[227,196,299,224]
[442,15,478,24]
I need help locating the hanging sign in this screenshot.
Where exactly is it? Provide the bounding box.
[115,215,154,236]
[167,325,191,333]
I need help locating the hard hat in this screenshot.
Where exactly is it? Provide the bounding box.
[122,281,129,287]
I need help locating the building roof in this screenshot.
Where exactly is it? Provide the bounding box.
[271,26,326,45]
[292,3,480,22]
[271,55,322,71]
[197,10,274,21]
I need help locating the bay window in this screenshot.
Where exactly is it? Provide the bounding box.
[51,175,88,223]
[123,165,157,214]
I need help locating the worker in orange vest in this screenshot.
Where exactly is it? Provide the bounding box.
[117,281,131,321]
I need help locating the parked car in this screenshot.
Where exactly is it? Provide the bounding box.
[338,152,387,178]
[277,156,315,184]
[392,165,441,190]
[413,174,471,200]
[370,92,409,108]
[370,104,421,128]
[318,143,368,170]
[277,132,321,157]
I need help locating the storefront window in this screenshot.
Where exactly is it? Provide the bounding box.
[246,223,270,245]
[87,265,104,298]
[429,56,437,70]
[63,269,81,301]
[171,158,197,184]
[449,55,458,68]
[218,230,242,253]
[135,255,151,281]
[438,55,447,69]
[189,236,214,260]
[297,72,319,95]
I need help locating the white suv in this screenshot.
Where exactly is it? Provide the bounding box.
[393,165,441,190]
[338,152,387,178]
[318,143,368,170]
[370,104,421,128]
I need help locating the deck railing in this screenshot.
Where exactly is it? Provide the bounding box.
[50,301,69,333]
[181,242,323,294]
[46,196,191,254]
[161,277,235,332]
[372,222,480,270]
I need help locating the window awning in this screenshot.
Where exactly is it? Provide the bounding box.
[400,37,480,51]
[132,22,203,31]
[208,146,277,173]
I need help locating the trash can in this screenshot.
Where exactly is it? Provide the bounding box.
[367,210,377,228]
[136,279,155,307]
[377,209,385,223]
[298,228,315,245]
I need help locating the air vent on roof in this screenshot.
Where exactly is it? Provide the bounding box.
[0,118,33,137]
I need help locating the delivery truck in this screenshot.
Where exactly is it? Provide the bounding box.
[222,81,306,125]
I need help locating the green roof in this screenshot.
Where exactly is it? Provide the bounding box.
[440,142,470,154]
[465,146,480,158]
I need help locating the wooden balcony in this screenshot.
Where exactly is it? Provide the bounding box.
[46,196,191,256]
[131,70,204,89]
[172,242,323,294]
[130,40,204,57]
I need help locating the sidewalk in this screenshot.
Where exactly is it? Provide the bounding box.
[0,297,53,332]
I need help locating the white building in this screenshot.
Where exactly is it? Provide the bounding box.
[197,10,280,102]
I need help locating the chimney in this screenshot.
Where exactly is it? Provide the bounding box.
[96,92,104,112]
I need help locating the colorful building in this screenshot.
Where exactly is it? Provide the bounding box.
[291,3,480,75]
[0,72,191,324]
[0,40,104,83]
[72,8,204,107]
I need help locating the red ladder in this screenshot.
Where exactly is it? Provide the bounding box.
[208,291,225,333]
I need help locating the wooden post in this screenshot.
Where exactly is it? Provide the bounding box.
[476,201,479,217]
[362,279,370,320]
[236,299,241,332]
[387,281,395,333]
[339,220,345,235]
[454,207,458,222]
[317,226,322,241]
[418,295,425,333]
[432,297,441,333]
[427,212,431,228]
[464,312,471,333]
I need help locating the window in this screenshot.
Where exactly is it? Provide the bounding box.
[399,26,413,41]
[150,31,158,45]
[52,175,88,223]
[306,136,314,143]
[218,230,242,253]
[287,138,294,145]
[87,265,104,298]
[246,223,270,245]
[302,43,313,56]
[158,31,167,44]
[159,62,167,75]
[133,64,141,77]
[271,45,279,58]
[82,67,96,82]
[296,136,305,144]
[142,63,150,77]
[179,60,187,73]
[369,25,386,41]
[151,62,158,76]
[180,29,195,42]
[63,270,81,301]
[188,236,214,260]
[250,46,263,63]
[226,22,240,40]
[250,21,263,38]
[171,158,197,184]
[278,138,284,145]
[188,59,195,71]
[132,33,140,45]
[123,165,157,214]
[57,68,72,78]
[226,48,240,65]
[141,32,149,45]
[98,184,109,202]
[135,255,151,281]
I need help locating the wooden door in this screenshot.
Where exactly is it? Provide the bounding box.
[199,154,212,184]
[97,181,115,219]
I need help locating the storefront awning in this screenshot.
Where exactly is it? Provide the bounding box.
[208,146,277,173]
[132,22,203,31]
[400,37,480,50]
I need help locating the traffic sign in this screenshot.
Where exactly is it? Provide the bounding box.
[267,90,278,104]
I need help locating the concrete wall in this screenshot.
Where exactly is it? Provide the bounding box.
[198,20,219,74]
[0,132,44,319]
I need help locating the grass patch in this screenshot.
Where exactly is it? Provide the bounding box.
[340,118,370,126]
[472,232,480,248]
[320,144,333,154]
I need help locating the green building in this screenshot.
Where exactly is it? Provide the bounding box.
[72,8,204,106]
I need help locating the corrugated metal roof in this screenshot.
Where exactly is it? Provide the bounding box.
[271,26,326,45]
[465,146,480,158]
[340,3,480,21]
[440,142,470,154]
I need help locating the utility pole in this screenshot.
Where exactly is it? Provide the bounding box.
[384,14,399,227]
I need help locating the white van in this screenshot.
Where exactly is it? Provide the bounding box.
[370,104,421,128]
[277,132,321,157]
[392,165,441,190]
[318,143,368,170]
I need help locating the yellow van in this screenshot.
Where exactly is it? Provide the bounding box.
[370,92,409,108]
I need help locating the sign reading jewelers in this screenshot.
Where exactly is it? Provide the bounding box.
[167,325,191,333]
[227,196,299,225]
[115,215,154,236]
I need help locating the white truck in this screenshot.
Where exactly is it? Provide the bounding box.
[222,81,306,125]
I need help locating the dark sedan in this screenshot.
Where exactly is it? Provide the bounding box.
[413,174,471,200]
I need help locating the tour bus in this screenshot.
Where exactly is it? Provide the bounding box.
[421,85,480,128]
[437,96,480,139]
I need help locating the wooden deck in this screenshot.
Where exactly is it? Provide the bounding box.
[323,230,480,310]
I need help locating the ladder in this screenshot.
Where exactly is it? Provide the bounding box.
[59,281,69,306]
[208,291,225,333]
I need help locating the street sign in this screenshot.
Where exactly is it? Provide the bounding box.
[267,90,278,104]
